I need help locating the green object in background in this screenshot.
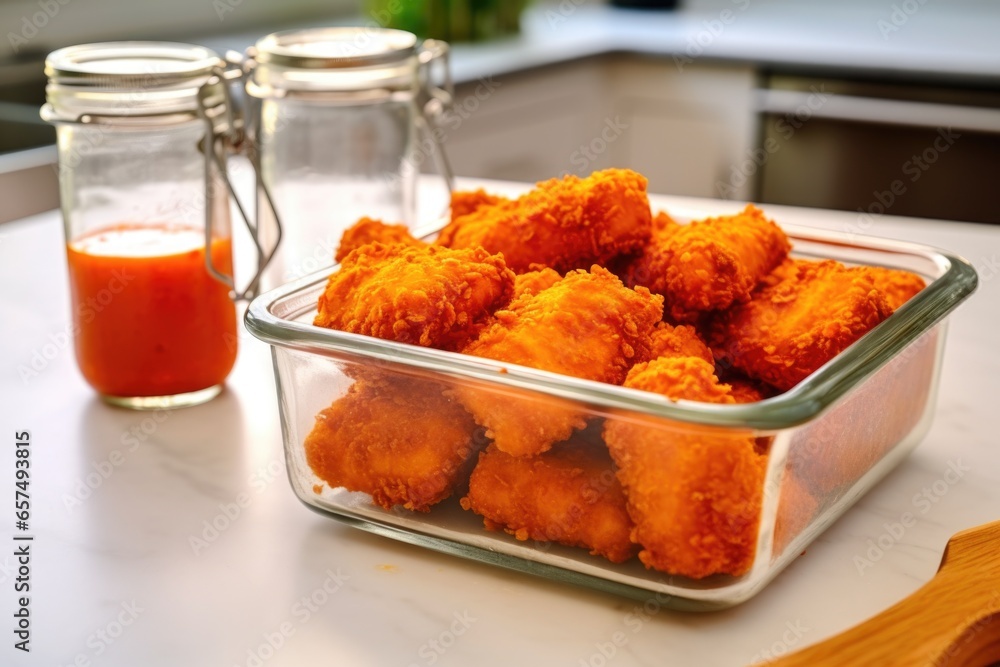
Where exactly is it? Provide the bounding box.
[366,0,528,42]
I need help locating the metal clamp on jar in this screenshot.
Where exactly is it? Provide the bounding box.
[243,27,455,287]
[42,42,280,409]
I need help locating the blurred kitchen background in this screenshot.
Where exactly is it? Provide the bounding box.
[2,0,999,225]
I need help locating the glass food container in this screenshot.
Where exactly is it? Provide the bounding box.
[245,209,977,609]
[244,27,454,288]
[43,42,275,409]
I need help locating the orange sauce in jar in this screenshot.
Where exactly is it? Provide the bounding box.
[66,224,237,398]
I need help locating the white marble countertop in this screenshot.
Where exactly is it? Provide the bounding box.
[194,2,1000,86]
[1,180,997,666]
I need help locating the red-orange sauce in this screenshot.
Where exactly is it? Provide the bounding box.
[66,224,237,398]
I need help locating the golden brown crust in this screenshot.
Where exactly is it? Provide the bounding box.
[335,217,423,263]
[773,473,819,556]
[314,242,516,352]
[512,267,563,300]
[726,377,768,404]
[623,357,735,404]
[456,266,663,457]
[436,169,653,273]
[462,440,638,563]
[651,210,681,237]
[646,321,714,365]
[623,204,791,322]
[604,357,764,578]
[852,266,926,310]
[708,259,893,392]
[304,376,482,512]
[449,189,507,221]
[464,267,663,385]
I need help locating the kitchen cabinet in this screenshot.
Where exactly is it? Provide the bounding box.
[438,58,607,182]
[441,55,758,200]
[606,56,758,199]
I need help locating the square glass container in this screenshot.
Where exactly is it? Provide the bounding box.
[245,215,977,610]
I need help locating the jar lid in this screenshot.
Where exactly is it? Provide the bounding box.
[45,42,223,88]
[252,27,418,70]
[43,42,226,123]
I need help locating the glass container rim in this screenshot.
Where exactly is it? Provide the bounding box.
[245,218,978,431]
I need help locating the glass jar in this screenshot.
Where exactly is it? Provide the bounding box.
[245,27,454,286]
[42,42,272,409]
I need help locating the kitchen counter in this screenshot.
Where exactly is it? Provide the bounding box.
[194,2,1000,87]
[2,181,997,666]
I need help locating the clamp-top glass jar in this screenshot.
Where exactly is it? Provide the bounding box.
[245,27,454,287]
[43,42,275,409]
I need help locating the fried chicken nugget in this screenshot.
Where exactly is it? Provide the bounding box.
[335,217,424,263]
[726,377,772,404]
[461,440,638,563]
[651,210,681,237]
[623,204,790,322]
[721,376,775,454]
[773,472,819,556]
[314,242,516,352]
[852,266,926,310]
[436,169,653,273]
[304,376,482,512]
[512,267,562,299]
[458,266,663,457]
[760,256,800,288]
[607,209,677,297]
[767,260,925,310]
[604,357,765,578]
[450,188,507,221]
[647,321,714,365]
[708,259,894,392]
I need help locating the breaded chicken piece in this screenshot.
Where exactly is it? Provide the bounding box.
[623,205,790,322]
[304,376,482,512]
[726,377,768,404]
[724,377,774,454]
[852,266,926,310]
[604,357,765,578]
[450,188,507,221]
[436,169,653,273]
[773,473,819,556]
[461,440,638,563]
[457,266,663,457]
[647,321,714,365]
[651,210,681,237]
[334,217,424,263]
[621,357,736,405]
[512,267,562,299]
[709,259,894,392]
[609,210,680,279]
[760,256,802,288]
[314,242,516,352]
[786,325,938,499]
[767,260,925,311]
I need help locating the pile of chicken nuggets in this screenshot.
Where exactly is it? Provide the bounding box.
[303,168,926,579]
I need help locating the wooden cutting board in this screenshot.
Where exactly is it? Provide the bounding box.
[767,520,1000,667]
